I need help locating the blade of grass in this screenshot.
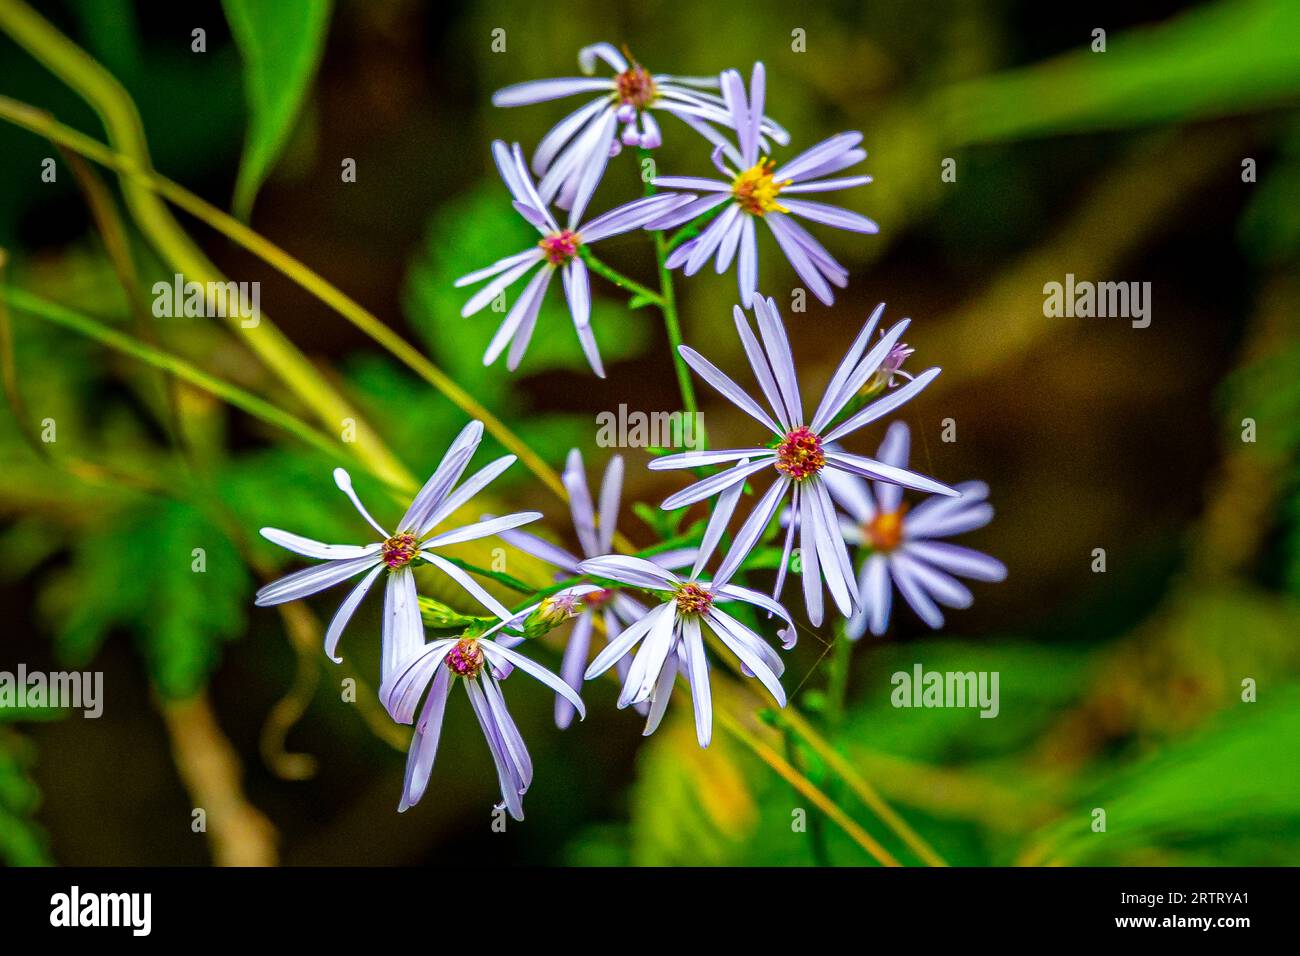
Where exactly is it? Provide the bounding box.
[0,285,366,472]
[0,0,412,490]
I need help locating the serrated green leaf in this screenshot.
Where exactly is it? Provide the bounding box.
[40,497,250,699]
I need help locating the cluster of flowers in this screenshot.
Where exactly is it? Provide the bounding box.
[254,44,1004,820]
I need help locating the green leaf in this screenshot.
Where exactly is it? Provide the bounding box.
[223,0,333,220]
[0,727,55,866]
[938,0,1300,145]
[1024,691,1300,865]
[39,497,251,699]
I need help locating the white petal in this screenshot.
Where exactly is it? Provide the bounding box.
[905,541,1006,582]
[586,602,665,679]
[421,511,541,548]
[579,554,679,590]
[676,345,784,436]
[706,608,786,706]
[822,367,941,444]
[323,563,384,663]
[596,454,624,552]
[381,567,425,685]
[492,77,613,107]
[712,476,790,589]
[680,616,713,747]
[400,421,484,533]
[259,528,376,561]
[421,552,513,621]
[480,640,586,720]
[419,454,518,538]
[254,553,381,607]
[660,458,774,511]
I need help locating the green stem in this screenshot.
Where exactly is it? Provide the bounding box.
[638,148,703,442]
[782,724,832,865]
[436,556,537,596]
[651,228,700,425]
[579,249,663,306]
[1,285,362,470]
[825,624,853,729]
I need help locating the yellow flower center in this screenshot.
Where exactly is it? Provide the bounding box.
[732,160,790,216]
[674,583,714,616]
[865,508,907,552]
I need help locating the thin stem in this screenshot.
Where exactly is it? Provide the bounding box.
[638,148,702,440]
[579,248,663,306]
[436,556,537,596]
[716,709,899,866]
[651,228,699,422]
[825,626,853,728]
[782,724,832,865]
[778,706,949,867]
[1,286,358,470]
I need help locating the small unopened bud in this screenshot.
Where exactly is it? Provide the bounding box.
[524,593,582,638]
[861,341,914,398]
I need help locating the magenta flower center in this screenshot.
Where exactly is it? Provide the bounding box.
[615,66,656,109]
[674,582,713,616]
[775,426,825,480]
[446,637,484,678]
[539,229,582,265]
[381,532,418,569]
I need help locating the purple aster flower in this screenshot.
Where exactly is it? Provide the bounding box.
[492,42,789,220]
[578,488,795,748]
[382,589,593,817]
[824,421,1006,637]
[456,141,690,378]
[255,421,540,687]
[649,297,958,627]
[647,62,876,307]
[497,449,695,728]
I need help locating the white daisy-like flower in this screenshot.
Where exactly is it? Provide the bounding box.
[579,476,794,748]
[492,42,789,220]
[456,141,691,378]
[383,589,595,817]
[649,296,958,627]
[254,421,540,695]
[497,449,695,728]
[647,62,876,307]
[824,421,1007,637]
